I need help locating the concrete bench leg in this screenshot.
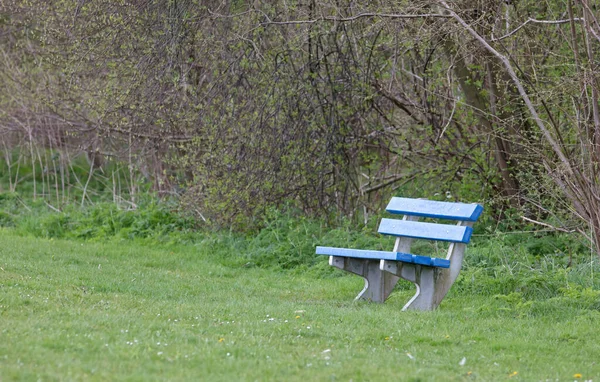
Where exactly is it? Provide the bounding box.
[380,231,469,311]
[329,256,399,302]
[379,260,438,310]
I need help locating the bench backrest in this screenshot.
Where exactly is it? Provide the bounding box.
[386,197,483,221]
[378,197,483,244]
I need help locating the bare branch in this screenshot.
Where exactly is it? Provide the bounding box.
[206,9,254,19]
[262,9,581,40]
[261,12,449,26]
[108,126,193,142]
[492,17,584,42]
[521,216,576,233]
[580,1,600,44]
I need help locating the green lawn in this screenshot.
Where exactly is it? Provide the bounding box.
[0,228,598,381]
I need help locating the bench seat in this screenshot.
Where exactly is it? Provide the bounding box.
[315,246,450,268]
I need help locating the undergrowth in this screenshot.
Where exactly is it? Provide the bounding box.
[0,192,197,243]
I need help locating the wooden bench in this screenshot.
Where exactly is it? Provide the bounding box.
[316,197,483,311]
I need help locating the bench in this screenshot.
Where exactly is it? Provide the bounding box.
[316,197,483,311]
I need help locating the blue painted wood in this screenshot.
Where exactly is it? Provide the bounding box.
[377,218,473,243]
[315,246,450,268]
[386,197,483,222]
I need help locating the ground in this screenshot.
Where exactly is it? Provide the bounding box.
[0,229,598,381]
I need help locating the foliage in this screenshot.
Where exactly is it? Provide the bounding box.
[3,0,600,255]
[0,0,503,227]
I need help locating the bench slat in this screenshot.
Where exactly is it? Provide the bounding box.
[315,246,450,268]
[386,197,483,222]
[378,218,473,243]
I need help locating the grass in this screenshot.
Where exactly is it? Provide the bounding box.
[1,228,599,381]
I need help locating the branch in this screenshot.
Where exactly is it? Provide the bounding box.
[361,173,417,194]
[261,12,449,26]
[580,1,600,44]
[373,82,426,125]
[108,126,194,142]
[521,216,576,233]
[207,9,254,19]
[491,17,584,42]
[438,0,575,177]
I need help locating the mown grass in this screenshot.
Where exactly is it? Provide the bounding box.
[1,228,599,381]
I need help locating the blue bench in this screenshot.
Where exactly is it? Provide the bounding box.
[316,197,483,311]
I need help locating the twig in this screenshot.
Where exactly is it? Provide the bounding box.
[361,174,416,194]
[194,208,207,223]
[81,160,94,208]
[206,9,253,19]
[108,126,193,142]
[44,200,61,213]
[473,229,567,237]
[16,196,31,212]
[114,195,138,210]
[437,65,456,143]
[521,216,575,233]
